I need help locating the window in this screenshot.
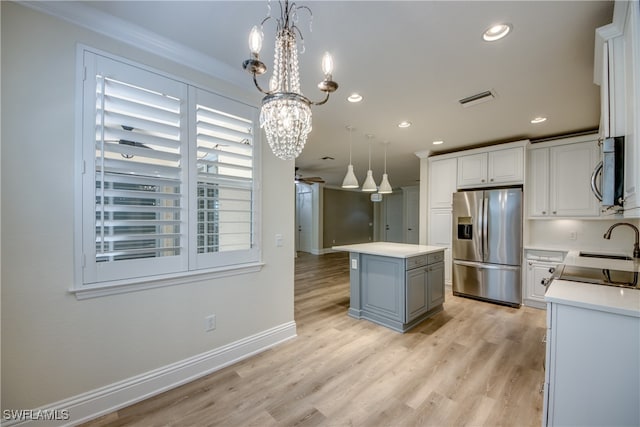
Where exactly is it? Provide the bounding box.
[189,88,259,270]
[77,49,261,294]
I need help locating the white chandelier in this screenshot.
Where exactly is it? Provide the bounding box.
[243,0,338,160]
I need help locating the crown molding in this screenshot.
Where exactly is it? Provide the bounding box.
[18,1,247,90]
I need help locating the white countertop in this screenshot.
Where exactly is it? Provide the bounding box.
[332,242,446,258]
[546,280,640,318]
[543,250,640,316]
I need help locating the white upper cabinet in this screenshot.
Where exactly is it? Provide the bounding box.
[595,1,640,217]
[457,153,488,187]
[488,147,525,184]
[528,137,600,218]
[457,146,524,189]
[528,148,550,216]
[550,142,600,217]
[428,157,457,209]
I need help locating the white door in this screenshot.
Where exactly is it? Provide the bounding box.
[295,188,313,253]
[384,192,404,243]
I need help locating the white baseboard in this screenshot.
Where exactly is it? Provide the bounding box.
[2,321,297,427]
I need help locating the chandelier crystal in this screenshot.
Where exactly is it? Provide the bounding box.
[243,0,338,160]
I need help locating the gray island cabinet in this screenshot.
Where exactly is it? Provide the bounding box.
[333,243,446,333]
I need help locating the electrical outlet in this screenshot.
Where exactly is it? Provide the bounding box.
[568,231,577,240]
[205,314,216,332]
[351,258,358,270]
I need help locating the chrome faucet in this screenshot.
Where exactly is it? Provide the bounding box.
[603,222,640,259]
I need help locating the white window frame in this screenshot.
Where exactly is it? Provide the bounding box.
[72,45,262,300]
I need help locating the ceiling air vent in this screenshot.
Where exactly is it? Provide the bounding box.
[458,90,497,108]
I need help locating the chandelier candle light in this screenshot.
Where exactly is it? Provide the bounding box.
[341,125,359,188]
[243,0,339,160]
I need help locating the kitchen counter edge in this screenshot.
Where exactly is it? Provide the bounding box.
[332,243,446,259]
[545,279,640,318]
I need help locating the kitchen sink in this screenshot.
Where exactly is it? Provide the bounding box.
[578,251,633,261]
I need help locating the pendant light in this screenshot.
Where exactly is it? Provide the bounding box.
[341,126,359,188]
[378,142,392,194]
[362,135,378,192]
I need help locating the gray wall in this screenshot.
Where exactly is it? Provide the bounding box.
[323,189,373,247]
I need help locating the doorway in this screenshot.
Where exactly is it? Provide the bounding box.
[295,184,313,253]
[383,192,404,243]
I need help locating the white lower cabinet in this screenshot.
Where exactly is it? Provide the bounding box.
[524,250,564,309]
[428,208,452,284]
[544,300,640,426]
[525,261,557,309]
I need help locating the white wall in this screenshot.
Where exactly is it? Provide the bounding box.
[1,2,294,414]
[527,218,640,253]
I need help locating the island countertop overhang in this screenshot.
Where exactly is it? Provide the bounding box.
[332,242,446,259]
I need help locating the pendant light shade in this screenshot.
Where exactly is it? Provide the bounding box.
[378,173,392,194]
[341,126,359,188]
[378,142,392,194]
[342,165,359,188]
[362,139,378,192]
[362,170,378,192]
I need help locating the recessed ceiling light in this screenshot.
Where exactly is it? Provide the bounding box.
[398,121,412,128]
[483,23,512,42]
[531,116,547,124]
[432,140,444,145]
[347,93,363,103]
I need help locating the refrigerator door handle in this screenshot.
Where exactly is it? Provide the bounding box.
[453,260,521,271]
[482,197,489,260]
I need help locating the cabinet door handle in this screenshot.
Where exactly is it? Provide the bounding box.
[552,211,557,214]
[548,267,555,274]
[481,179,486,183]
[542,211,546,214]
[490,178,494,182]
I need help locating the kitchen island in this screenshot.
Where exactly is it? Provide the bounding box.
[332,242,446,333]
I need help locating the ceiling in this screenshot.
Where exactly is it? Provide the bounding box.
[73,0,613,188]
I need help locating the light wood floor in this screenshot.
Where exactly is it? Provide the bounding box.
[84,252,547,427]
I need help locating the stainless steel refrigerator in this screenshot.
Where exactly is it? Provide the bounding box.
[452,188,523,307]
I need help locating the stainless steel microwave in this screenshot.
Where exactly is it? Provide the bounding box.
[591,136,624,208]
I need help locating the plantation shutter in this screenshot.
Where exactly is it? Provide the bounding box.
[83,53,188,284]
[190,87,260,269]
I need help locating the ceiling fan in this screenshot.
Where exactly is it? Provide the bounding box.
[295,167,325,184]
